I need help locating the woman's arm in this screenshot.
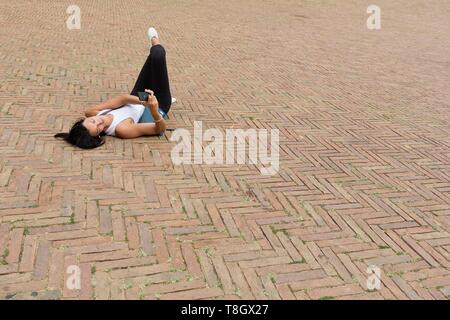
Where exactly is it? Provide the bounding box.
[85,94,140,117]
[115,91,166,139]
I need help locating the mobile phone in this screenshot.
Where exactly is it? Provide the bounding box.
[138,91,149,102]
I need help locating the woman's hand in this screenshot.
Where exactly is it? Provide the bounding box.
[140,89,159,111]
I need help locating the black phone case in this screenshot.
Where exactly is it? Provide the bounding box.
[138,91,149,101]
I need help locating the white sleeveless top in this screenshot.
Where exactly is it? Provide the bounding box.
[97,104,145,136]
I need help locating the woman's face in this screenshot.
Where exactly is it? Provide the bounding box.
[83,115,107,136]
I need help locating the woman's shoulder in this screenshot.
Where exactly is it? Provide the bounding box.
[113,104,145,133]
[114,116,139,137]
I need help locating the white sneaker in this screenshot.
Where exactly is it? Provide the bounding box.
[171,97,177,104]
[147,27,159,41]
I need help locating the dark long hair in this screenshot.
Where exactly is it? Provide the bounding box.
[54,118,106,149]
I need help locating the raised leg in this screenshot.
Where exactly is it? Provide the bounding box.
[130,44,172,114]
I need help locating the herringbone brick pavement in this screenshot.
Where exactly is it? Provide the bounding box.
[0,0,449,300]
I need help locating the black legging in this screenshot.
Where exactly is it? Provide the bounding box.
[130,44,172,114]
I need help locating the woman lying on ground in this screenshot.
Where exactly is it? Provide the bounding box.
[55,27,174,149]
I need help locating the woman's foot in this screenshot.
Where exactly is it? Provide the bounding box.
[147,27,160,46]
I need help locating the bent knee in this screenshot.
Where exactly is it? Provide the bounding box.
[150,45,165,61]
